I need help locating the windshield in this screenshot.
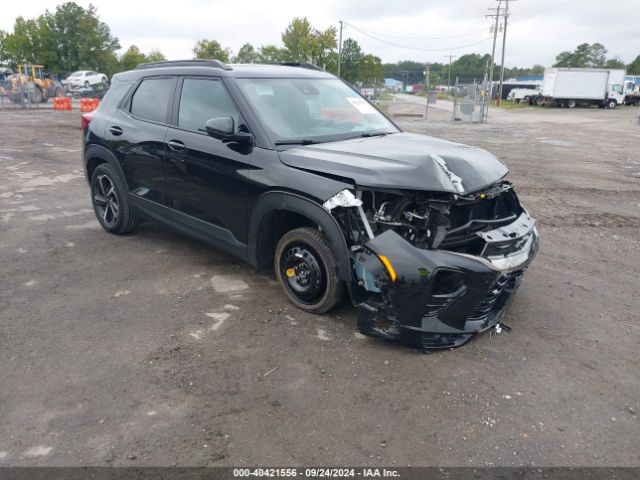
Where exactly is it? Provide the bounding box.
[237,78,398,144]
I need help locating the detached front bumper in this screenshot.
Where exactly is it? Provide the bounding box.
[355,213,539,350]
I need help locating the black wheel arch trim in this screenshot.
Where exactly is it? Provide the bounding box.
[84,144,126,185]
[247,191,351,282]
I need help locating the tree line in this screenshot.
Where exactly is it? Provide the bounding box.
[0,3,384,86]
[1,2,638,86]
[385,44,640,87]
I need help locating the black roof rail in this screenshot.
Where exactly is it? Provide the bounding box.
[135,59,232,71]
[278,62,324,72]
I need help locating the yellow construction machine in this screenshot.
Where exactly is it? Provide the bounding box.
[6,64,65,103]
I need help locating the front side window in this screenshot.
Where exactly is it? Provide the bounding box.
[130,77,175,123]
[178,78,240,132]
[237,78,397,144]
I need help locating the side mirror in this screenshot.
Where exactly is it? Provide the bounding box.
[205,117,253,145]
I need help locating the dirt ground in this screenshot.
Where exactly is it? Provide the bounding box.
[0,100,638,467]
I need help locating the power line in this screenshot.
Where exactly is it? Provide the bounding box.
[344,22,488,41]
[343,22,492,53]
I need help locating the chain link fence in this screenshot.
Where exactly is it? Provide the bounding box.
[0,80,40,110]
[451,80,489,123]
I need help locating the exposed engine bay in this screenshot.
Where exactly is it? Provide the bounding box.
[323,181,539,350]
[331,181,523,253]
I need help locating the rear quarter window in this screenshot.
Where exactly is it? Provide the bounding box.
[130,77,175,123]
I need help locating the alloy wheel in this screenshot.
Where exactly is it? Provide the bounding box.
[93,174,119,229]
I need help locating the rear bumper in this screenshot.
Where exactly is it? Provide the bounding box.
[355,214,539,350]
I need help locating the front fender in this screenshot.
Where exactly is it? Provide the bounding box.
[247,191,351,282]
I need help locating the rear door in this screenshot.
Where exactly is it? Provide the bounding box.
[164,76,255,249]
[104,75,176,216]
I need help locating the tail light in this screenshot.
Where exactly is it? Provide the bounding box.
[81,112,95,130]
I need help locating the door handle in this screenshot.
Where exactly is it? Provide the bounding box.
[167,140,187,152]
[108,126,123,136]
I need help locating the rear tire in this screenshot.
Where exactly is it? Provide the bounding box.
[30,88,43,103]
[567,99,576,108]
[274,227,345,314]
[90,163,139,234]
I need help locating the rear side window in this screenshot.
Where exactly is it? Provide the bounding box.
[130,77,175,123]
[178,78,240,132]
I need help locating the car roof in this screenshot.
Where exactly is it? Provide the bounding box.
[113,61,335,82]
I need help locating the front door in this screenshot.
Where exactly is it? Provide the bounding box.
[164,76,255,248]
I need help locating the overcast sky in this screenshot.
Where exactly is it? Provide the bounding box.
[2,0,639,67]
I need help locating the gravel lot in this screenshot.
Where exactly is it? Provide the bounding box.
[0,100,638,467]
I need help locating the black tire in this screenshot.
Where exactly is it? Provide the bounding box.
[567,99,576,108]
[536,96,544,106]
[30,88,43,103]
[84,80,90,88]
[274,227,345,314]
[606,99,617,109]
[90,163,139,234]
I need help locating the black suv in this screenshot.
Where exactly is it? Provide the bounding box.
[83,60,538,350]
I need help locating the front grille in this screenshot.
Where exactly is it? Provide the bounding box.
[440,187,522,255]
[467,270,524,322]
[424,296,453,316]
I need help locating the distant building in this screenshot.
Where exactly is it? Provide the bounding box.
[384,78,403,91]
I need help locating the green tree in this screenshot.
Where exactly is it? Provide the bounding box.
[192,39,231,62]
[554,43,608,68]
[257,44,289,63]
[530,64,545,74]
[281,17,337,70]
[2,17,41,64]
[119,45,146,71]
[604,57,625,69]
[628,55,640,75]
[281,17,315,62]
[358,54,384,87]
[450,53,491,82]
[340,38,364,83]
[234,43,259,63]
[1,3,119,73]
[145,49,167,63]
[45,3,119,72]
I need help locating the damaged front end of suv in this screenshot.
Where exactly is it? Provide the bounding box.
[311,138,539,350]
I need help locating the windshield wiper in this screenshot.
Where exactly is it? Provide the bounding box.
[274,139,316,145]
[358,132,393,138]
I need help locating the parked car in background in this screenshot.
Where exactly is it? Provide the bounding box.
[64,70,108,88]
[507,87,541,105]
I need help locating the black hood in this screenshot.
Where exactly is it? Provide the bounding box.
[278,132,508,194]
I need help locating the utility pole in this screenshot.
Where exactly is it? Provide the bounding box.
[497,0,517,106]
[445,54,457,95]
[337,20,344,78]
[425,63,430,120]
[486,1,502,104]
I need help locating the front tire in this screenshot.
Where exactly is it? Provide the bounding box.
[606,99,617,109]
[274,227,345,314]
[90,163,139,234]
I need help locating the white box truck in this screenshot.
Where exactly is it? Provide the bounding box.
[540,68,626,109]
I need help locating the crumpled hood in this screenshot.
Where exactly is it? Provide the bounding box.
[278,132,508,194]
